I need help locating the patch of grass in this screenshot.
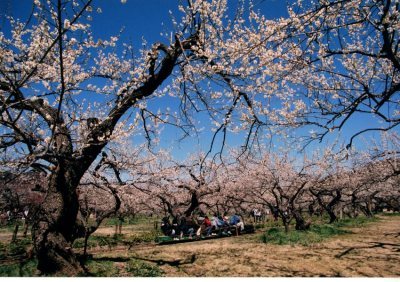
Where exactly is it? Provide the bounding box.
[262,227,319,246]
[124,231,160,244]
[310,224,348,237]
[73,231,160,251]
[126,258,164,277]
[0,223,21,233]
[73,235,120,249]
[0,227,11,233]
[0,238,35,276]
[82,257,164,277]
[333,216,378,228]
[84,260,120,277]
[0,238,32,260]
[73,238,97,249]
[380,212,400,217]
[0,259,37,276]
[262,216,379,246]
[262,224,349,246]
[254,223,267,230]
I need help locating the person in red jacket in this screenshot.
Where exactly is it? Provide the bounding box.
[202,215,213,236]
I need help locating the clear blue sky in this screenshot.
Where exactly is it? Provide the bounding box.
[3,0,289,46]
[3,0,396,159]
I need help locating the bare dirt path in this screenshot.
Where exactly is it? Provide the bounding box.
[124,215,400,277]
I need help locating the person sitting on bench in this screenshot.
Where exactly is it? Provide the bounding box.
[201,215,213,236]
[161,216,171,236]
[229,214,244,235]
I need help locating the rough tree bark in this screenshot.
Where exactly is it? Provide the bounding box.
[310,189,342,224]
[289,182,309,231]
[292,210,310,231]
[31,160,83,275]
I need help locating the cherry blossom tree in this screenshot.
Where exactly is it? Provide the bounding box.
[0,170,45,240]
[346,133,399,216]
[272,0,400,146]
[124,150,224,219]
[1,0,291,274]
[215,136,398,230]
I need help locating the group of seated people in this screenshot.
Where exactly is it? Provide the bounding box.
[160,212,245,240]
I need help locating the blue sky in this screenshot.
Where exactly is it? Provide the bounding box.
[5,0,289,46]
[3,0,397,160]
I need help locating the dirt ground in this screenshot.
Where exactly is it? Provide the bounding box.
[96,215,400,277]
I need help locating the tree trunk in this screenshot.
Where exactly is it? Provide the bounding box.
[23,221,29,237]
[308,203,315,216]
[31,162,84,276]
[11,224,19,243]
[114,219,123,235]
[184,191,200,217]
[327,190,341,223]
[292,210,310,231]
[365,194,377,217]
[83,233,90,257]
[280,212,290,233]
[327,209,337,224]
[118,221,122,235]
[283,220,289,233]
[312,189,341,224]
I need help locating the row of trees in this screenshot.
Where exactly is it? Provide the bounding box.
[3,133,398,240]
[1,0,399,275]
[89,133,399,232]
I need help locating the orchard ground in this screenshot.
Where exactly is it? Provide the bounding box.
[0,213,399,277]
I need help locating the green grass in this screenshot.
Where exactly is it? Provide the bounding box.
[0,237,35,276]
[124,231,161,244]
[254,223,268,230]
[261,225,348,246]
[83,258,164,277]
[0,238,32,260]
[380,212,400,217]
[332,216,378,228]
[84,259,120,277]
[73,231,161,250]
[310,224,349,237]
[0,259,37,276]
[261,216,379,246]
[0,222,24,233]
[73,235,119,249]
[126,258,164,277]
[0,256,164,277]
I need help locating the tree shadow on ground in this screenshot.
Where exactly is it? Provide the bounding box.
[384,232,400,238]
[335,241,400,259]
[130,253,197,267]
[91,256,130,262]
[87,253,197,267]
